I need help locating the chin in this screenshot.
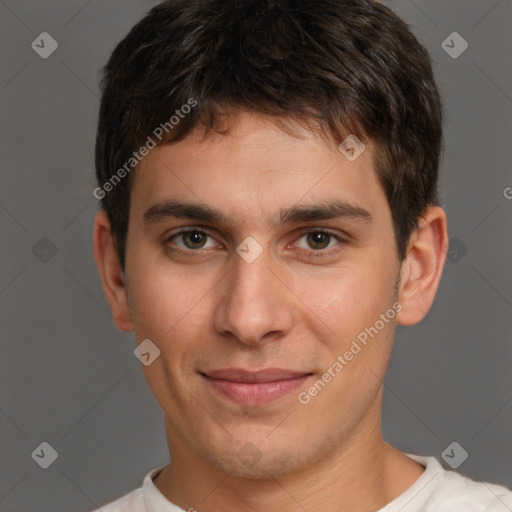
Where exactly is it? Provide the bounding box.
[201,439,317,479]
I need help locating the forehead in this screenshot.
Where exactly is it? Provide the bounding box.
[129,112,390,230]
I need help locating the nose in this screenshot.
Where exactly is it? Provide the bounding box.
[213,246,293,346]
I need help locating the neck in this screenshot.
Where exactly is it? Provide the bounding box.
[153,401,424,512]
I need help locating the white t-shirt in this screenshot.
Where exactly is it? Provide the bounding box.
[93,453,512,511]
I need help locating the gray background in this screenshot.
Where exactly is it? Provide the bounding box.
[1,1,511,511]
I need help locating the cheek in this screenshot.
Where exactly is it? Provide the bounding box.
[128,266,209,393]
[305,266,389,319]
[296,256,397,347]
[127,252,216,335]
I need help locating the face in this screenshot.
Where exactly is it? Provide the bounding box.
[122,113,403,478]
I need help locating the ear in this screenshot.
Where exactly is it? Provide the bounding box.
[92,210,134,332]
[396,206,449,326]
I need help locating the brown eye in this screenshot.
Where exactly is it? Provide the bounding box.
[292,228,350,261]
[182,230,208,249]
[167,228,217,251]
[306,232,331,250]
[295,230,340,251]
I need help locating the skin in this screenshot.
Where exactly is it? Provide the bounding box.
[93,111,448,512]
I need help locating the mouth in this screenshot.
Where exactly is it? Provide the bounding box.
[200,368,313,406]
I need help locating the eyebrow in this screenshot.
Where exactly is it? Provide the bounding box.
[142,199,373,227]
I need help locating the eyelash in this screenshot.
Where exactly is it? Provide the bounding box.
[164,226,347,259]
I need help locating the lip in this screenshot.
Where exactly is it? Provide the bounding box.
[201,368,312,405]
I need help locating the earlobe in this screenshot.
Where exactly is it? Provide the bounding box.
[396,206,449,326]
[92,210,134,332]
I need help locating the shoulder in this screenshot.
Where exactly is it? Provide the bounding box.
[90,464,167,512]
[432,469,512,510]
[410,454,512,511]
[89,464,174,512]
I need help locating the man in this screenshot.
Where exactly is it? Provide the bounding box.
[92,0,512,510]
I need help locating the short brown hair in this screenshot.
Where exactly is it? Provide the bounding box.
[95,0,443,270]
